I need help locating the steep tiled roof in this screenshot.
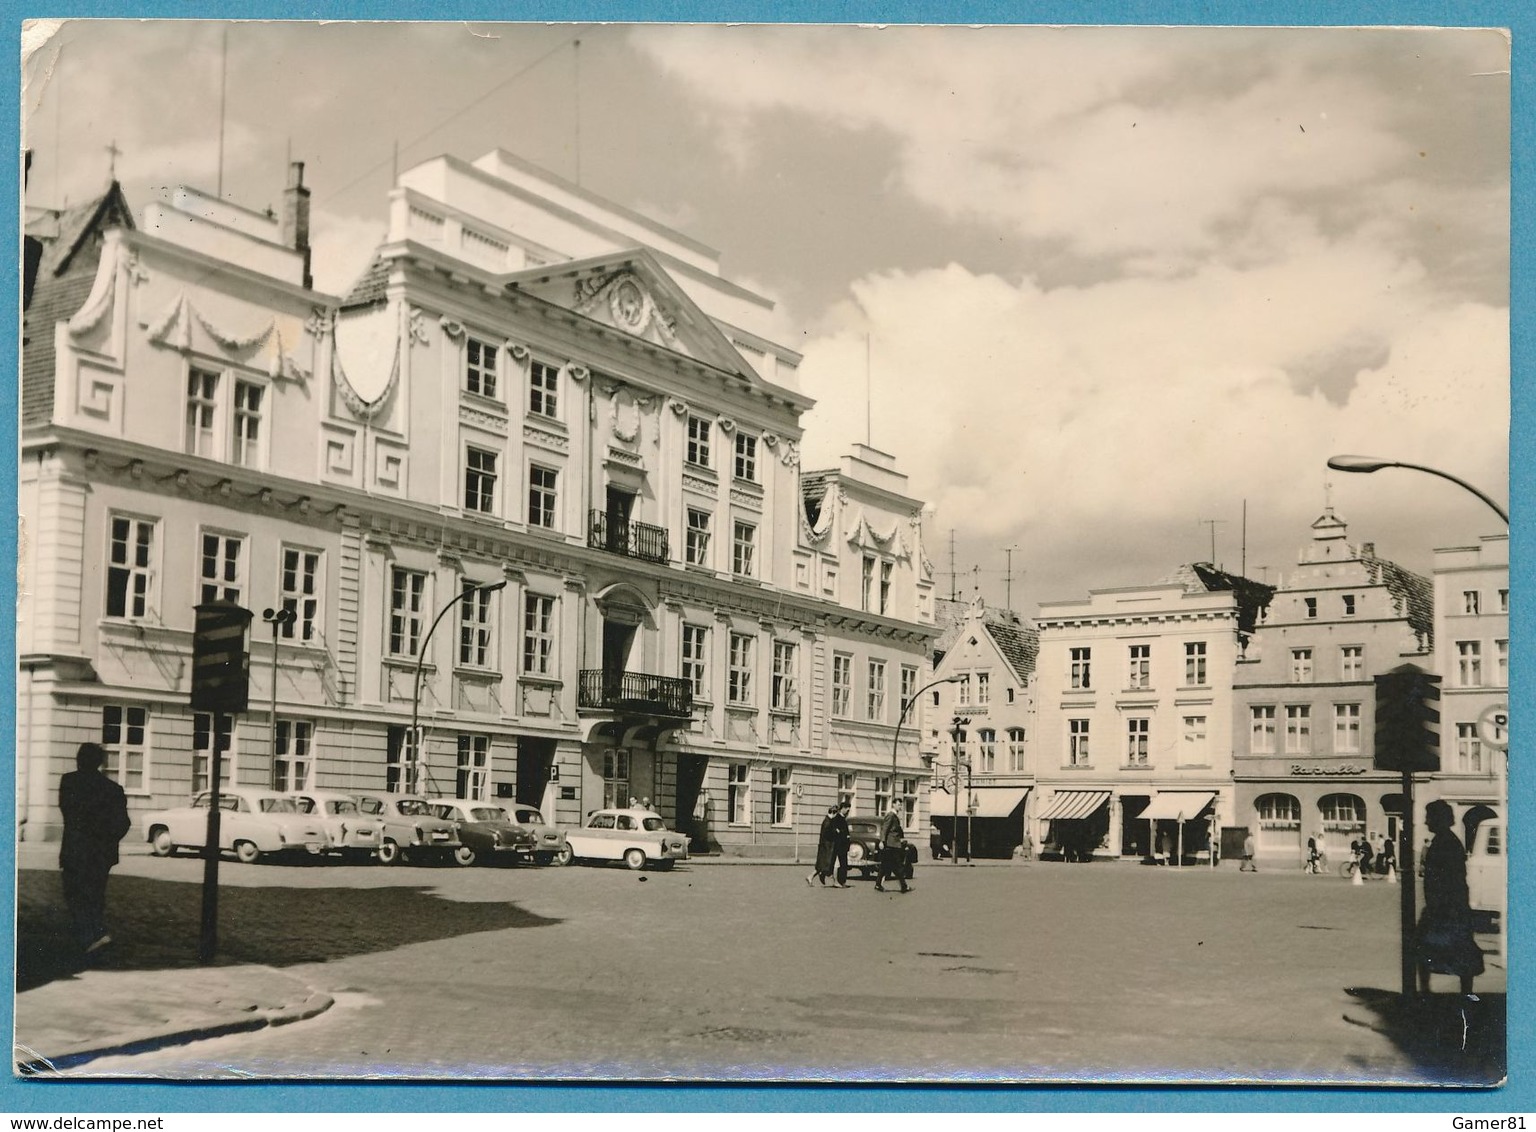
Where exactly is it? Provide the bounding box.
[1360,553,1435,647]
[800,469,834,528]
[22,184,135,426]
[1164,562,1276,638]
[340,251,390,310]
[930,598,971,660]
[984,615,1039,685]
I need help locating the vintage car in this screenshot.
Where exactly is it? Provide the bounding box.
[143,788,328,863]
[290,790,381,861]
[844,816,914,880]
[562,808,689,870]
[502,803,569,866]
[430,800,536,866]
[352,792,462,865]
[1467,819,1505,917]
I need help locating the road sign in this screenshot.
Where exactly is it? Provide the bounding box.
[1478,703,1509,751]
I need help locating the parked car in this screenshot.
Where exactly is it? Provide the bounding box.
[844,816,914,880]
[290,790,381,861]
[1467,819,1505,917]
[352,792,462,865]
[143,788,328,863]
[430,800,536,866]
[502,803,569,866]
[562,808,689,870]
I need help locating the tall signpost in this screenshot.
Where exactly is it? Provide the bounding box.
[1374,663,1441,999]
[191,601,253,963]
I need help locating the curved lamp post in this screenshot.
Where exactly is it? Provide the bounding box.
[410,579,508,795]
[890,674,963,815]
[1327,455,1509,524]
[1327,453,1509,983]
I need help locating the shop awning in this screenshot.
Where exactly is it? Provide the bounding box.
[1037,790,1111,821]
[1140,792,1216,822]
[968,787,1031,818]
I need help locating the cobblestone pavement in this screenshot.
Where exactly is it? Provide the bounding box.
[17,847,1505,1084]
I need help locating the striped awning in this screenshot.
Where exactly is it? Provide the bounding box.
[1140,792,1216,822]
[1037,790,1111,821]
[968,787,1030,818]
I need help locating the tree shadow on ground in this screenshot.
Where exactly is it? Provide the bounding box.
[1342,985,1506,1085]
[15,868,562,993]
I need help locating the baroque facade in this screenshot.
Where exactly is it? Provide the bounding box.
[18,150,937,852]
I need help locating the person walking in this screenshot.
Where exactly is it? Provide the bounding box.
[1379,833,1397,878]
[874,808,909,893]
[58,742,133,955]
[1415,799,1484,999]
[832,800,852,887]
[1240,830,1257,872]
[808,804,840,887]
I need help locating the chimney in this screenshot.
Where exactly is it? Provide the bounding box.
[282,160,312,290]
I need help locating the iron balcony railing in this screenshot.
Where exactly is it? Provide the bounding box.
[588,511,670,565]
[578,670,694,719]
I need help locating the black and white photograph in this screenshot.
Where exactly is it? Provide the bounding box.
[15,20,1511,1087]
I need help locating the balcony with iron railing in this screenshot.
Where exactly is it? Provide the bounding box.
[588,511,670,565]
[578,669,694,719]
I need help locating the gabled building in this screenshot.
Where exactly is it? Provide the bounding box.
[1033,564,1270,863]
[925,598,1038,857]
[18,148,936,853]
[1230,510,1432,866]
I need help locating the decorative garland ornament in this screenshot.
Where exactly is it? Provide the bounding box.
[332,340,402,422]
[439,316,466,341]
[565,364,590,384]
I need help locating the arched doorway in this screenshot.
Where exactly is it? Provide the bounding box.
[1317,793,1365,860]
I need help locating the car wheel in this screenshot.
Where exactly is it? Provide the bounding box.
[234,840,261,864]
[376,839,402,866]
[623,848,647,870]
[149,827,175,857]
[453,845,477,867]
[554,845,574,867]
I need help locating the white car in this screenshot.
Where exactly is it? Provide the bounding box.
[1467,819,1505,916]
[562,808,689,870]
[290,790,381,861]
[352,792,462,865]
[144,788,328,863]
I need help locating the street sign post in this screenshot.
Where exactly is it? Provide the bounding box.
[1478,703,1509,751]
[192,602,253,964]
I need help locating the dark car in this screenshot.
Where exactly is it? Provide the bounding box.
[844,816,916,880]
[431,800,537,866]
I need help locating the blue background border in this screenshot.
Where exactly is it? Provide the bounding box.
[1,0,1528,1114]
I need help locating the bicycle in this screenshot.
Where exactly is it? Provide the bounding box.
[1340,856,1386,880]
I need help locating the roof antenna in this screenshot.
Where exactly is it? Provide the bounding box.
[1004,545,1020,612]
[104,139,121,182]
[948,530,958,602]
[573,38,582,186]
[1198,518,1226,567]
[865,333,873,447]
[216,24,229,198]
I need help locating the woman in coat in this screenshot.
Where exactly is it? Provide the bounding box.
[1416,799,1485,998]
[807,804,841,887]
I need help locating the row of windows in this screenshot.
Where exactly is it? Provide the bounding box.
[722,764,921,826]
[1454,639,1509,687]
[829,655,920,721]
[952,727,1028,773]
[96,706,487,798]
[1066,642,1209,691]
[948,671,1019,706]
[1458,588,1509,616]
[1249,704,1360,754]
[1298,593,1358,619]
[1064,716,1210,767]
[684,415,762,483]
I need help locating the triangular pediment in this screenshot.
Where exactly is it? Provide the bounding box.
[501,249,756,381]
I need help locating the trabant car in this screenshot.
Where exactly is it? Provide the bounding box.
[144,788,328,863]
[1467,819,1505,917]
[352,793,462,865]
[430,800,536,866]
[563,808,689,870]
[502,803,569,866]
[290,790,380,861]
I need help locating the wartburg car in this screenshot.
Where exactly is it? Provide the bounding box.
[503,803,569,866]
[144,788,328,863]
[563,808,689,870]
[290,790,381,861]
[352,793,462,865]
[431,800,536,866]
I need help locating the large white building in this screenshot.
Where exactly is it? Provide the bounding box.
[19,150,937,853]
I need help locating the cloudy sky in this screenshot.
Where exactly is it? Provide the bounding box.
[22,21,1511,615]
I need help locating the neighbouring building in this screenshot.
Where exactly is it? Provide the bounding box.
[925,598,1038,858]
[1032,564,1271,863]
[18,149,937,853]
[1230,510,1433,866]
[1427,533,1508,851]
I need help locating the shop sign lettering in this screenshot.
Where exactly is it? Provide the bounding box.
[1289,763,1368,776]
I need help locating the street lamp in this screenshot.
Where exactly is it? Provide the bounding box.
[1326,453,1510,987]
[410,578,508,795]
[261,607,297,787]
[1327,455,1509,524]
[949,716,970,866]
[890,674,963,820]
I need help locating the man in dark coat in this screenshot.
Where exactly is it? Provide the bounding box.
[59,742,132,953]
[1416,799,1484,998]
[807,804,840,887]
[874,808,909,893]
[832,801,852,887]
